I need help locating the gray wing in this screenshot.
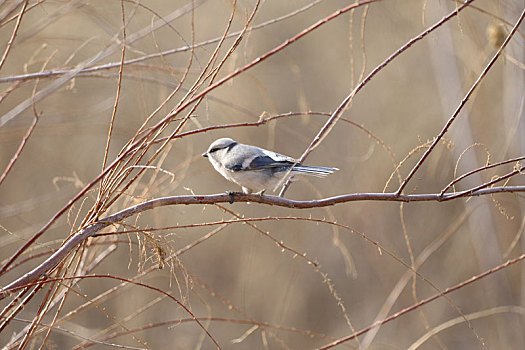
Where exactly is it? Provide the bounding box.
[247,149,297,170]
[223,145,297,172]
[248,158,295,171]
[247,153,337,177]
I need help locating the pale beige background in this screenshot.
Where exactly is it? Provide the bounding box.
[1,1,524,349]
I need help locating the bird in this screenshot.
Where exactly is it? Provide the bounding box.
[202,138,338,194]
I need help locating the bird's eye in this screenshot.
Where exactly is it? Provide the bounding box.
[209,147,220,153]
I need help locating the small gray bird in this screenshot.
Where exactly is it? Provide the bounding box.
[202,138,338,194]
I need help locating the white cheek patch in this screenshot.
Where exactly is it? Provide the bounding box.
[209,157,222,171]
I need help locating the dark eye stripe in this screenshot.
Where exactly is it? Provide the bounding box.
[226,142,238,152]
[208,142,237,154]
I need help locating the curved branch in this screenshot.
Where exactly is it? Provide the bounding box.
[1,185,524,300]
[440,156,525,195]
[5,274,220,349]
[0,0,379,276]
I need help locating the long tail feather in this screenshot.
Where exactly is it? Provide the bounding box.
[291,165,338,177]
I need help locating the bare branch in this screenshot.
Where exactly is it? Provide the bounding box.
[0,0,378,275]
[279,0,476,196]
[318,253,525,349]
[1,184,524,300]
[0,0,27,71]
[397,5,525,194]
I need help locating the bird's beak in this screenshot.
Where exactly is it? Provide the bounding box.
[202,152,208,158]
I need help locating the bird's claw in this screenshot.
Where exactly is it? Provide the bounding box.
[226,191,243,204]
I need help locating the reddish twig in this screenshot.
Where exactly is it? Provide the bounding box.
[2,185,524,300]
[396,6,525,195]
[0,0,324,84]
[440,156,525,195]
[0,113,38,186]
[0,1,28,71]
[440,166,525,201]
[279,0,475,197]
[100,0,127,172]
[81,317,332,349]
[0,35,57,186]
[5,274,221,349]
[0,0,378,275]
[317,253,525,349]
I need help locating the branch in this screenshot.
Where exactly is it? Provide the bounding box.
[317,253,525,349]
[0,1,28,71]
[5,274,220,349]
[279,0,475,197]
[0,0,324,84]
[440,156,525,195]
[396,5,525,194]
[0,0,379,276]
[1,185,524,300]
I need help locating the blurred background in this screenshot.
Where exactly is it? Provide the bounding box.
[1,0,524,349]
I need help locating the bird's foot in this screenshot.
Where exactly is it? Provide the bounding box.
[226,191,243,204]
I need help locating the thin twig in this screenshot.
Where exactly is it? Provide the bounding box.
[0,0,325,84]
[5,274,221,349]
[0,113,38,186]
[101,0,127,172]
[0,0,377,275]
[440,156,525,195]
[396,5,525,195]
[1,184,524,300]
[317,253,525,349]
[441,166,525,201]
[0,0,27,71]
[0,0,206,128]
[279,0,475,197]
